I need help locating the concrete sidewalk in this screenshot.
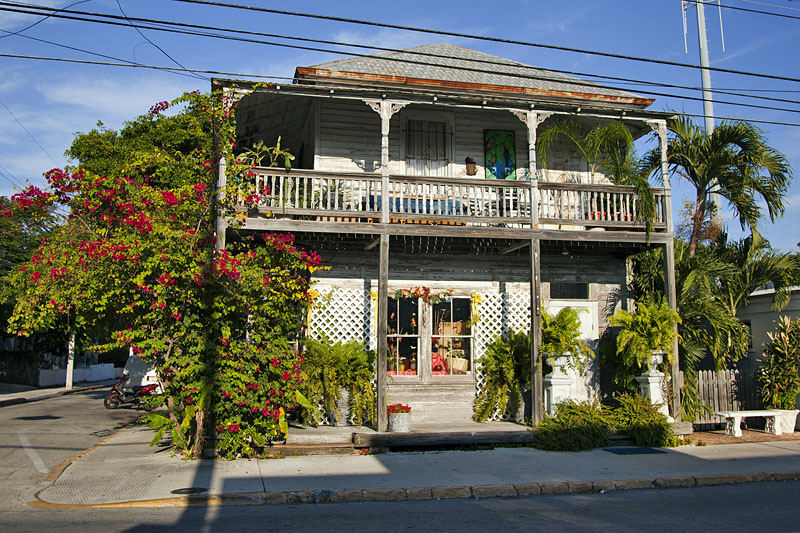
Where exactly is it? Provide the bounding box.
[0,380,116,407]
[34,423,800,508]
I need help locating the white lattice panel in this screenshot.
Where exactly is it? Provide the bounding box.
[308,288,373,425]
[474,291,531,421]
[309,288,373,347]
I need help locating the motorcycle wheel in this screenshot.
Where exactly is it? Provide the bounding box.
[104,396,121,409]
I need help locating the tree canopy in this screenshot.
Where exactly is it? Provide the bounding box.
[2,90,318,459]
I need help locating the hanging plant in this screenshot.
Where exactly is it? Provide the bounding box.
[394,286,454,304]
[470,292,483,325]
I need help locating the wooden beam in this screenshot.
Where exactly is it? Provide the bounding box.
[663,239,681,420]
[531,238,544,424]
[499,241,530,255]
[215,157,227,250]
[376,233,390,432]
[364,237,380,251]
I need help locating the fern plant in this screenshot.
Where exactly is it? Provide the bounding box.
[298,337,376,426]
[759,316,800,410]
[541,307,592,372]
[609,393,677,447]
[473,330,531,422]
[609,298,680,371]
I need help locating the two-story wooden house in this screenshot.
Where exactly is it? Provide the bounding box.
[212,43,678,430]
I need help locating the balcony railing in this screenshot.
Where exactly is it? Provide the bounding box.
[235,168,667,231]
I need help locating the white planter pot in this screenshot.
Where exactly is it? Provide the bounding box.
[331,390,350,427]
[648,350,666,371]
[387,412,411,433]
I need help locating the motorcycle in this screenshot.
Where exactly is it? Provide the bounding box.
[104,375,160,409]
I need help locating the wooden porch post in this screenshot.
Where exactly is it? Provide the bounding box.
[366,99,407,224]
[513,109,548,424]
[216,157,227,250]
[365,99,405,432]
[652,119,681,419]
[377,233,389,432]
[530,238,543,424]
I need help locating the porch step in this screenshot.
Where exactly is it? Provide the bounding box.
[353,429,534,449]
[264,443,357,457]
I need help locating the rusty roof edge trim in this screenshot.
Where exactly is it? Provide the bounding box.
[295,67,655,108]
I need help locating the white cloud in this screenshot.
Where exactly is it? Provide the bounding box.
[36,75,195,123]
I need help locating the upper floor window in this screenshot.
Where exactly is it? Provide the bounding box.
[406,119,449,177]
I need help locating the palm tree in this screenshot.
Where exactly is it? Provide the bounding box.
[644,116,791,257]
[536,119,634,184]
[713,235,800,317]
[536,118,657,232]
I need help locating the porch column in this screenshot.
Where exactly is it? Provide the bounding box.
[512,109,549,424]
[652,119,680,419]
[530,238,543,424]
[365,100,407,224]
[377,233,390,432]
[216,157,227,250]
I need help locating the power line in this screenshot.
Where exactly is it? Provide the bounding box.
[0,28,203,80]
[694,0,800,20]
[3,52,800,128]
[171,0,800,84]
[738,0,800,13]
[0,161,25,188]
[0,0,91,40]
[0,97,58,165]
[114,0,206,80]
[1,3,798,117]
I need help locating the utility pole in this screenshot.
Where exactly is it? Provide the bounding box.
[683,0,725,225]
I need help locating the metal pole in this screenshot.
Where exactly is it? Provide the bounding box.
[695,0,722,225]
[66,332,75,390]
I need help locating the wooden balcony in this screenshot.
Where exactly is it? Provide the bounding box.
[232,168,668,234]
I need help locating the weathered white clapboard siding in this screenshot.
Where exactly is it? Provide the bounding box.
[317,99,382,173]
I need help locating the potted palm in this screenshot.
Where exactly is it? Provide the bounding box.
[609,299,679,417]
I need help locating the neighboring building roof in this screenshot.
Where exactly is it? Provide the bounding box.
[295,43,654,108]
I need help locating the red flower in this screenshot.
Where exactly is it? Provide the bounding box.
[387,403,411,414]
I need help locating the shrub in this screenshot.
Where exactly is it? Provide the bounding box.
[608,298,679,371]
[541,307,592,372]
[298,337,376,426]
[473,330,531,422]
[759,316,800,410]
[532,400,611,451]
[609,393,677,448]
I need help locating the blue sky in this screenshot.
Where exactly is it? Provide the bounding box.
[1,0,798,250]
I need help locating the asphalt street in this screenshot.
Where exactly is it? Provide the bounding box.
[1,388,143,509]
[3,389,800,532]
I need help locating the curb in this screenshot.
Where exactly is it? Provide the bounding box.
[31,470,800,509]
[0,383,111,408]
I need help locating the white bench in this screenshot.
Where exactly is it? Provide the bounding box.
[714,410,783,437]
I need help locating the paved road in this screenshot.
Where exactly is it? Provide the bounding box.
[4,391,800,532]
[1,388,143,509]
[3,480,799,532]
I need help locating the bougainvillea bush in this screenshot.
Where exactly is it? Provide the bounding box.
[3,90,319,459]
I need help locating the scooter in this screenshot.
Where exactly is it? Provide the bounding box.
[104,375,160,409]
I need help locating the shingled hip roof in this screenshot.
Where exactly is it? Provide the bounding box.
[295,43,653,108]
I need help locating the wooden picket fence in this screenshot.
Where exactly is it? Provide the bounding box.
[676,369,762,429]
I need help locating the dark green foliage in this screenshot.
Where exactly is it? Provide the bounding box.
[298,337,376,426]
[533,400,611,451]
[473,330,531,422]
[759,316,800,410]
[609,393,677,448]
